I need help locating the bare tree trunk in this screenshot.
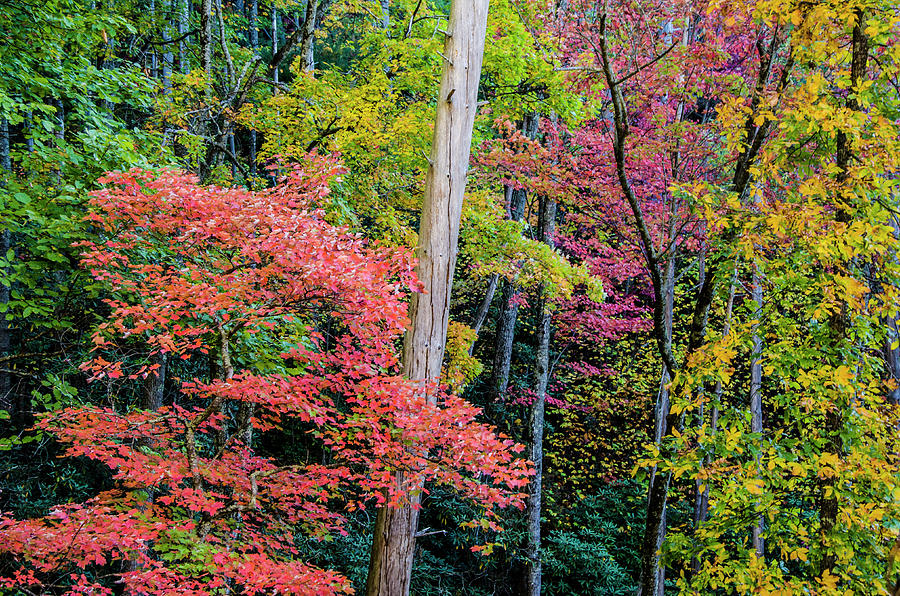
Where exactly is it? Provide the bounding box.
[525,194,556,596]
[643,248,675,596]
[149,0,159,79]
[880,216,900,406]
[365,3,490,594]
[884,300,900,407]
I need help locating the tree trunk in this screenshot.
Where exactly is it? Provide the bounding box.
[298,0,316,72]
[691,270,736,574]
[750,266,764,557]
[380,0,389,29]
[249,0,258,48]
[468,273,498,355]
[201,0,213,93]
[162,0,174,93]
[490,114,539,399]
[365,2,490,594]
[248,0,258,175]
[178,0,190,73]
[820,8,867,576]
[525,194,556,596]
[642,185,677,596]
[0,118,11,418]
[143,353,167,411]
[271,5,279,84]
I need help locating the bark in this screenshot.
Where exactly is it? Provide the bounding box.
[365,3,490,594]
[380,0,389,30]
[149,0,159,79]
[143,353,167,411]
[525,194,556,596]
[298,0,316,72]
[248,0,258,175]
[0,118,11,417]
[162,0,174,93]
[201,0,213,89]
[750,266,764,557]
[490,114,539,399]
[468,273,498,355]
[178,0,190,73]
[249,0,258,48]
[645,250,675,596]
[54,99,64,184]
[271,6,279,85]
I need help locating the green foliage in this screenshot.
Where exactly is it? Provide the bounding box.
[542,484,644,595]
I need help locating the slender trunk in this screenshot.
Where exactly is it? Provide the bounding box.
[366,3,490,594]
[162,0,174,93]
[178,0,190,73]
[881,214,900,406]
[691,271,736,574]
[380,0,389,29]
[249,0,258,48]
[150,0,159,79]
[468,273,498,355]
[272,5,279,84]
[750,266,764,557]
[820,9,867,575]
[201,0,213,93]
[0,118,11,417]
[525,195,556,596]
[248,0,258,176]
[54,99,64,184]
[490,114,539,399]
[643,248,674,596]
[644,166,679,595]
[491,256,521,397]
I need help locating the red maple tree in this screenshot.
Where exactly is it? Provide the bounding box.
[0,159,531,594]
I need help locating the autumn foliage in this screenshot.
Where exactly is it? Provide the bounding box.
[0,161,530,594]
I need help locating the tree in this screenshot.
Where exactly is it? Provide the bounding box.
[0,162,530,594]
[365,1,493,594]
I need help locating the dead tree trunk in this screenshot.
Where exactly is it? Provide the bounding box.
[365,2,490,594]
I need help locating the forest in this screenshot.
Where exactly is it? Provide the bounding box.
[1,0,899,594]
